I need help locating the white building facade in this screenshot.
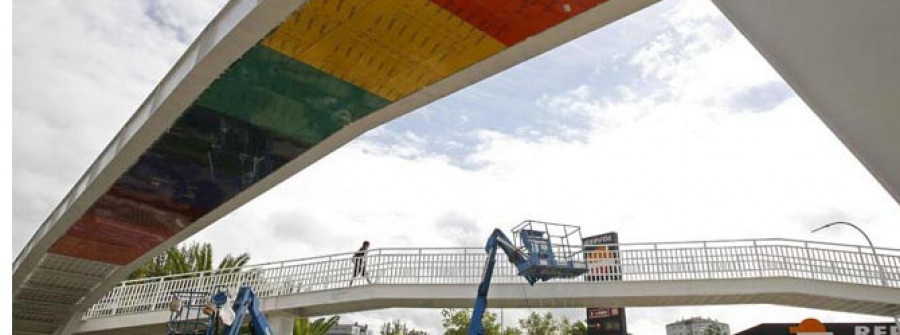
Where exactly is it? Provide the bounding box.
[667,317,731,335]
[326,323,370,335]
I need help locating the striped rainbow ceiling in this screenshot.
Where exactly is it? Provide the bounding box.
[49,0,609,265]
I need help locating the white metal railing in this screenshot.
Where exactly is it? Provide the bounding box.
[83,238,900,319]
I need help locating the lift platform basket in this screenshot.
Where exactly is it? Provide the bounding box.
[167,290,216,335]
[512,220,588,281]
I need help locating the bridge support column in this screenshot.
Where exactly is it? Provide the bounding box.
[266,311,297,335]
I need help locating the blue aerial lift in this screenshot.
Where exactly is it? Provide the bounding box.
[468,221,588,335]
[167,285,274,335]
[221,286,275,335]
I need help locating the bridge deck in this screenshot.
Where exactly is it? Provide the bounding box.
[74,239,900,334]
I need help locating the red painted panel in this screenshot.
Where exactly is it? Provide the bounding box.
[48,194,191,265]
[50,235,147,265]
[429,0,608,45]
[66,215,167,251]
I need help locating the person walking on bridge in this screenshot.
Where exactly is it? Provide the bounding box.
[350,241,371,286]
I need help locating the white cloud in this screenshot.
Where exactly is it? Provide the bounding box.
[12,0,227,254]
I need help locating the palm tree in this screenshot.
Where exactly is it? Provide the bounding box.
[128,242,251,280]
[563,320,588,335]
[218,253,251,273]
[294,316,340,335]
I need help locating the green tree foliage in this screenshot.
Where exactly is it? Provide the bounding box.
[559,317,588,335]
[380,319,428,335]
[382,319,407,335]
[441,309,515,335]
[570,320,588,335]
[128,242,251,280]
[518,312,558,335]
[294,316,340,335]
[441,308,471,335]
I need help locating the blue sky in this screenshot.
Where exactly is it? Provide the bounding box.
[11,0,900,334]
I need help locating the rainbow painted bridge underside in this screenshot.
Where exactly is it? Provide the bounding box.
[50,0,608,265]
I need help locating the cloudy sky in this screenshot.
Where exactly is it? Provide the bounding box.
[12,0,900,334]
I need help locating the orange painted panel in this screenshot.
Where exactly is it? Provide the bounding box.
[50,235,147,265]
[263,0,505,101]
[429,0,609,45]
[66,215,169,251]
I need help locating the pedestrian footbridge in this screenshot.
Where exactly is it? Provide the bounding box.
[13,0,900,333]
[72,238,900,334]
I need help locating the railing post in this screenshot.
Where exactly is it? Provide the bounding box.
[463,249,467,284]
[753,241,762,277]
[197,272,205,298]
[856,246,871,285]
[704,242,711,279]
[803,241,814,280]
[110,282,125,316]
[418,249,423,284]
[372,249,380,285]
[654,243,660,281]
[416,248,425,283]
[150,277,164,311]
[277,261,285,293]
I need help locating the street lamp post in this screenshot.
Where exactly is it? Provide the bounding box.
[811,221,900,330]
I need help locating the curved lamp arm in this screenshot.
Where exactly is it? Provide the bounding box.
[812,221,898,329]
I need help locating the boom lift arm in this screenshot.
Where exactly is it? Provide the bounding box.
[468,229,538,335]
[222,286,274,335]
[468,224,588,335]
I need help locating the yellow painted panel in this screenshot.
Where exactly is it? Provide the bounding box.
[263,0,506,101]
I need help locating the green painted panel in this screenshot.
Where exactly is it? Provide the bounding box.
[195,45,391,146]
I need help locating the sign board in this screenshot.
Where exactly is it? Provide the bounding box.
[583,232,626,335]
[583,232,621,281]
[586,307,627,335]
[735,319,899,335]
